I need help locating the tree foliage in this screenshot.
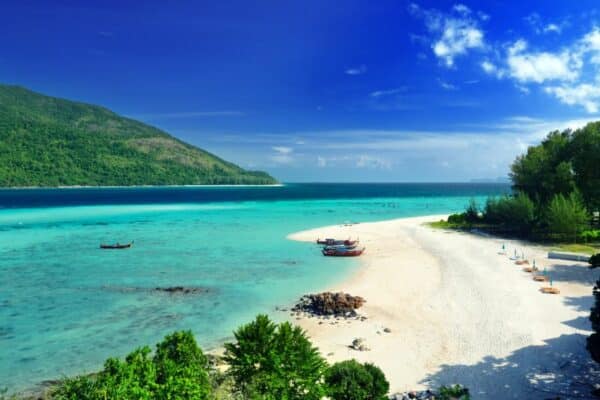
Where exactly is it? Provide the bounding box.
[324,360,389,400]
[483,193,535,234]
[52,331,210,400]
[438,384,471,400]
[510,123,600,211]
[545,191,588,241]
[0,84,277,186]
[224,314,327,400]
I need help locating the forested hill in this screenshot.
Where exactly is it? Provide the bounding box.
[0,84,277,187]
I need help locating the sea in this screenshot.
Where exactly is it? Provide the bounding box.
[0,183,510,391]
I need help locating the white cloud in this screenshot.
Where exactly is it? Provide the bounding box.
[187,117,594,181]
[453,4,471,15]
[506,39,579,83]
[272,146,293,154]
[345,65,367,75]
[544,23,562,34]
[270,146,294,164]
[438,79,458,90]
[356,155,392,169]
[409,3,486,67]
[369,88,406,97]
[432,20,484,67]
[524,13,567,35]
[545,84,600,113]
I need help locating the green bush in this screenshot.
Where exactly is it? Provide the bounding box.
[590,254,600,269]
[483,193,535,233]
[588,280,600,363]
[581,230,600,242]
[464,199,480,223]
[324,360,389,400]
[438,384,470,400]
[546,191,589,241]
[448,213,467,225]
[224,314,327,400]
[53,331,211,400]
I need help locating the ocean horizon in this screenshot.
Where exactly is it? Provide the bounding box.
[0,183,509,391]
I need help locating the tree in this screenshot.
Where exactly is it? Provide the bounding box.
[545,191,588,241]
[570,122,600,211]
[53,331,211,400]
[464,199,480,223]
[224,315,327,400]
[483,193,535,234]
[325,360,389,400]
[153,331,211,399]
[510,130,575,205]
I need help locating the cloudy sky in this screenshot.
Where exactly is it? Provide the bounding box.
[2,0,599,181]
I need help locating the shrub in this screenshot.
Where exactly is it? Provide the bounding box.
[483,193,535,233]
[324,360,389,400]
[581,230,600,243]
[590,254,600,269]
[53,331,210,400]
[224,314,326,400]
[588,280,600,363]
[447,213,467,225]
[546,191,589,241]
[464,199,480,223]
[438,384,470,400]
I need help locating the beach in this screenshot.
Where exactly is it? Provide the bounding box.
[288,215,598,399]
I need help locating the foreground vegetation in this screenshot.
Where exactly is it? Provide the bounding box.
[2,315,470,400]
[0,84,276,186]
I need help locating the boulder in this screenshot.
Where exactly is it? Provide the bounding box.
[292,292,365,317]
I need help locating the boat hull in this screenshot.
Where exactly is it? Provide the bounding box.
[322,247,365,257]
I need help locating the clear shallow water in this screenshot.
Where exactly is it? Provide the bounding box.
[0,183,509,391]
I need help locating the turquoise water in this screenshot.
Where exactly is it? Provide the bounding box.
[0,183,509,391]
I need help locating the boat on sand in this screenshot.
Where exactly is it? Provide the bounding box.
[316,238,358,246]
[322,246,365,257]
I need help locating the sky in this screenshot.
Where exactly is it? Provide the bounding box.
[2,0,600,182]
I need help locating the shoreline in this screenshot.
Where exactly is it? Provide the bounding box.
[287,215,598,398]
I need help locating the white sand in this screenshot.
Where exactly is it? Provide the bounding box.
[287,215,598,399]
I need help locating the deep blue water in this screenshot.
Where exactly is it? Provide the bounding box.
[0,183,509,391]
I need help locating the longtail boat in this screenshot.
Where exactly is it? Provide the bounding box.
[322,247,365,257]
[100,241,133,249]
[316,238,358,246]
[323,243,358,250]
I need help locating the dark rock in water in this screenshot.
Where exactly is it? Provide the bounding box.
[101,285,210,295]
[154,286,209,295]
[292,292,365,317]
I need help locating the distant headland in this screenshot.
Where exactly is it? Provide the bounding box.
[0,84,277,187]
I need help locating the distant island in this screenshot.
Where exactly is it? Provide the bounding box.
[0,85,277,187]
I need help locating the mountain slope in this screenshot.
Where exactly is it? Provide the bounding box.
[0,85,276,186]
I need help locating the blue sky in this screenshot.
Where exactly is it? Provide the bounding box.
[2,0,600,182]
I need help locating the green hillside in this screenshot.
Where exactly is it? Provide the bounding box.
[0,84,277,186]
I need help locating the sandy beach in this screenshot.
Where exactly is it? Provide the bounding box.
[287,215,598,399]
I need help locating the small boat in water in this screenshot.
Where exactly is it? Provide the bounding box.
[322,246,365,257]
[316,238,358,246]
[100,241,133,249]
[323,243,358,250]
